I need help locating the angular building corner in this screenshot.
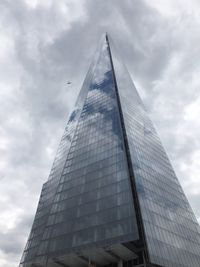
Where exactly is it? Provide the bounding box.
[19,34,200,267]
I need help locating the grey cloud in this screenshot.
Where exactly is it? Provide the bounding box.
[0,0,200,266]
[0,213,32,255]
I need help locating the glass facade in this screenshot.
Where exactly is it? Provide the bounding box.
[19,41,96,266]
[20,35,200,267]
[109,37,200,266]
[20,37,139,267]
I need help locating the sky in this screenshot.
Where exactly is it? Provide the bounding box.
[0,0,200,266]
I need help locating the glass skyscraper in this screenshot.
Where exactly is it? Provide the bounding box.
[19,35,200,267]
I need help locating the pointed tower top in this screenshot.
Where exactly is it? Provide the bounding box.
[105,32,109,43]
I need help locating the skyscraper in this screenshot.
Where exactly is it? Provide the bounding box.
[19,35,200,267]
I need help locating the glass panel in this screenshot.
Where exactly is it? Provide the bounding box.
[110,36,200,267]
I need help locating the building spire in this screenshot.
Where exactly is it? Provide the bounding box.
[105,32,109,44]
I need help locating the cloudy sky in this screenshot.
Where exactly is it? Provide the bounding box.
[0,0,200,266]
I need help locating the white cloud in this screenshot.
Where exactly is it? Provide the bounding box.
[145,0,200,18]
[184,97,200,121]
[180,151,200,195]
[0,0,200,266]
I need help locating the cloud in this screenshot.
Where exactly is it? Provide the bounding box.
[0,0,200,266]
